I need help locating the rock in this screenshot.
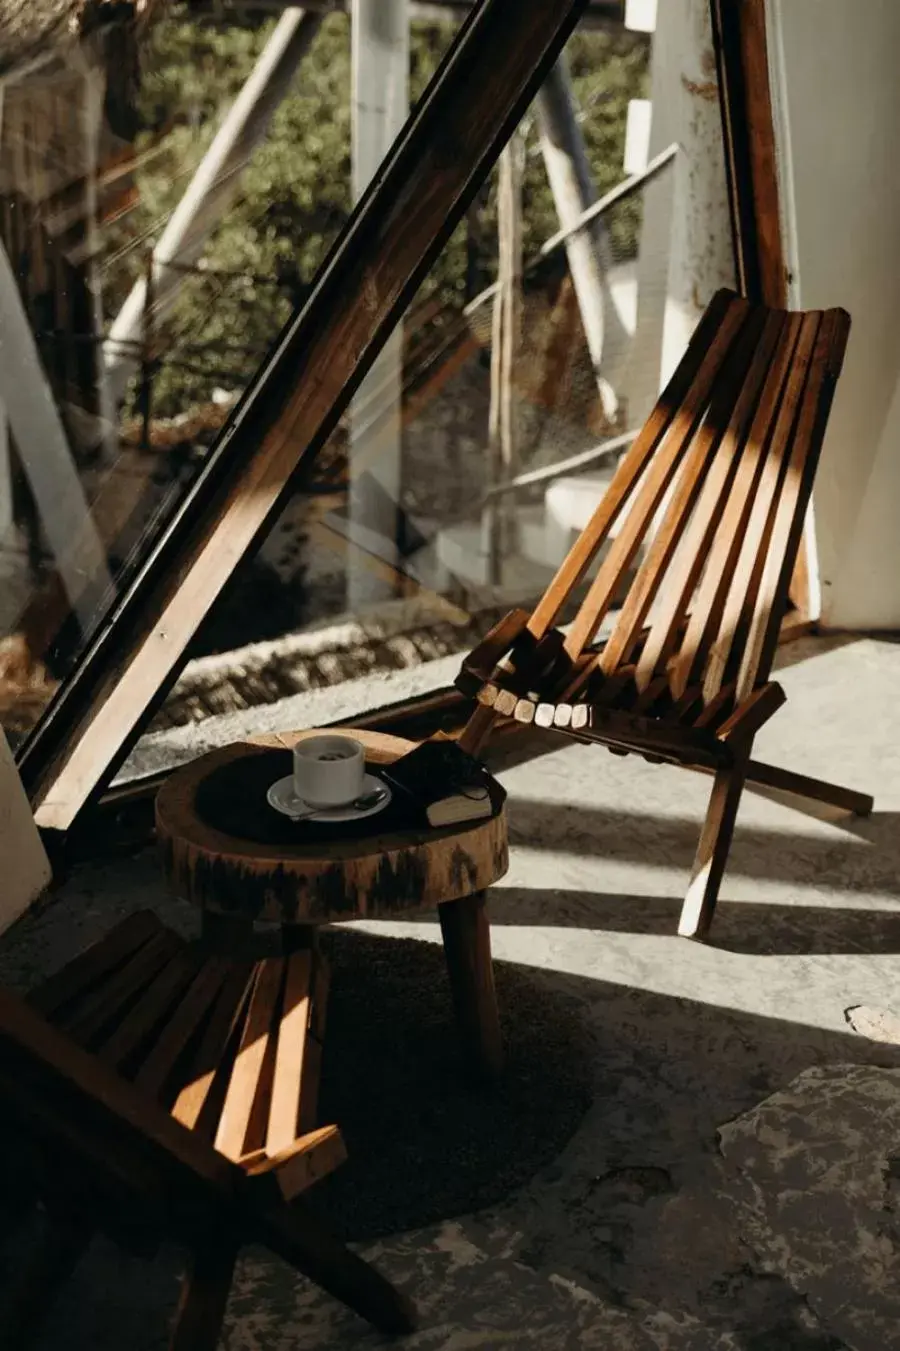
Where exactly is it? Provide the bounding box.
[845,1005,900,1045]
[719,1063,900,1351]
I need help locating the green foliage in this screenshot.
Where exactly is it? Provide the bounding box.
[108,8,648,417]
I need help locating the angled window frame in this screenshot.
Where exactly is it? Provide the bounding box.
[16,0,786,841]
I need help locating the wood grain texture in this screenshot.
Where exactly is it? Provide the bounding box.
[634,310,785,690]
[598,309,772,679]
[744,759,873,817]
[98,945,203,1074]
[63,929,183,1049]
[135,957,231,1101]
[215,960,284,1161]
[171,961,255,1134]
[700,312,821,702]
[710,0,811,618]
[564,296,750,660]
[679,754,750,940]
[266,950,312,1157]
[735,309,850,699]
[247,1125,347,1203]
[156,730,508,924]
[527,289,740,642]
[6,916,414,1336]
[29,910,163,1018]
[671,313,804,698]
[438,891,503,1078]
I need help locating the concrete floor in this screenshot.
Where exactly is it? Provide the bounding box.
[3,634,900,1349]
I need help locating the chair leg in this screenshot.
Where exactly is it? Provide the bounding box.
[0,1209,90,1350]
[745,759,873,816]
[679,757,749,941]
[438,891,503,1079]
[261,1200,417,1335]
[169,1239,238,1351]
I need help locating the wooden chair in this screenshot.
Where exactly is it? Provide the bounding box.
[455,289,873,940]
[0,910,415,1348]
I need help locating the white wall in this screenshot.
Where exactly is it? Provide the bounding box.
[768,0,900,628]
[0,729,50,935]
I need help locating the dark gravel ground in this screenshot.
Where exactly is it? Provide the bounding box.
[306,926,595,1242]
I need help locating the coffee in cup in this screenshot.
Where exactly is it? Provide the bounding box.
[292,735,366,807]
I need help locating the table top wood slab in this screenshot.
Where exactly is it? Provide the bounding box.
[156,730,508,925]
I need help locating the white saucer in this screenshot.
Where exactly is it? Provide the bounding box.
[266,772,392,823]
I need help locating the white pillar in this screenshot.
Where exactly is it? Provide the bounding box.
[659,0,735,385]
[0,729,51,936]
[625,0,734,424]
[766,0,900,628]
[0,240,112,630]
[105,9,322,402]
[347,0,409,609]
[535,55,631,419]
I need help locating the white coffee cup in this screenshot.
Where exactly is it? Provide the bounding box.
[292,735,366,808]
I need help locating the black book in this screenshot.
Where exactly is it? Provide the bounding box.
[379,740,503,828]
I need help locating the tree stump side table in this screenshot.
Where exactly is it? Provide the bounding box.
[156,728,509,1078]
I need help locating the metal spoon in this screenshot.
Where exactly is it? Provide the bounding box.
[286,784,388,822]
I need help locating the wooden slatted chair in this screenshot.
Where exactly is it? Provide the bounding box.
[0,909,415,1347]
[455,289,873,940]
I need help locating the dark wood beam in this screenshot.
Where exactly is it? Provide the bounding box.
[710,0,810,619]
[19,0,591,833]
[710,0,786,308]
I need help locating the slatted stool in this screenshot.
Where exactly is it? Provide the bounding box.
[0,908,415,1348]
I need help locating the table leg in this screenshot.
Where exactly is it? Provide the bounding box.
[201,911,317,959]
[201,910,254,956]
[437,891,503,1079]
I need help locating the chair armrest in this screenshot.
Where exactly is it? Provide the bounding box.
[456,609,531,696]
[716,682,786,745]
[242,1125,347,1203]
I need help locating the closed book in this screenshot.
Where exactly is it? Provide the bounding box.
[379,740,502,828]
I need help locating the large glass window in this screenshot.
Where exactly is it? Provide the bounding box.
[0,7,355,747]
[1,0,737,803]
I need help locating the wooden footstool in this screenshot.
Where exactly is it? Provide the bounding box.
[1,908,415,1347]
[156,729,509,1078]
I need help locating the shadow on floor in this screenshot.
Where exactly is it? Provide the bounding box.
[506,799,900,894]
[4,923,900,1349]
[481,886,900,956]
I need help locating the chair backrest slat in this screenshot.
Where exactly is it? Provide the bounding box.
[699,311,821,703]
[562,296,751,660]
[170,959,254,1134]
[135,956,231,1102]
[460,289,850,727]
[266,949,313,1157]
[215,958,285,1161]
[668,310,805,698]
[63,928,182,1050]
[735,308,849,700]
[97,945,204,1074]
[633,309,787,691]
[526,289,747,642]
[29,910,163,1019]
[0,986,236,1212]
[600,307,776,680]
